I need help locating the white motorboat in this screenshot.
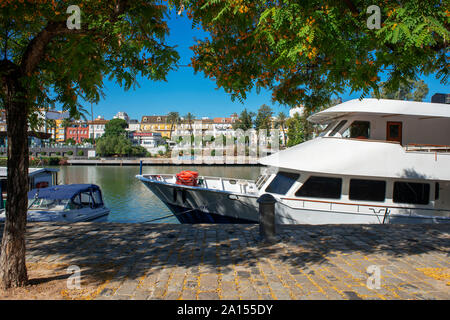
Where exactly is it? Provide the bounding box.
[0,184,110,223]
[137,98,450,224]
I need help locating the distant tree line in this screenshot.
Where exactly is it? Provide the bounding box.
[95,118,149,157]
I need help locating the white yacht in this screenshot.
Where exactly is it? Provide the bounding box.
[0,184,110,222]
[137,99,450,224]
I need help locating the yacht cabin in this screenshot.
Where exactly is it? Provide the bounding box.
[258,99,450,223]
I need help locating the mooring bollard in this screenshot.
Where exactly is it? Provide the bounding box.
[139,160,143,175]
[257,193,277,244]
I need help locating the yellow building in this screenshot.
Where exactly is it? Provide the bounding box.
[54,119,66,142]
[140,116,175,138]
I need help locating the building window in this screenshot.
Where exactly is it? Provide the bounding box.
[265,172,300,195]
[349,179,386,202]
[393,181,430,205]
[295,176,342,199]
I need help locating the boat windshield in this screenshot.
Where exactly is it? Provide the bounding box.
[319,121,337,137]
[28,198,69,210]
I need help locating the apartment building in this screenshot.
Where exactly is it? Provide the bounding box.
[88,116,108,139]
[66,122,90,143]
[140,115,173,138]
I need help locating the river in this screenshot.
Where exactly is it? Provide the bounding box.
[55,165,262,223]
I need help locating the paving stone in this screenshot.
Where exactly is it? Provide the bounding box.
[198,292,220,300]
[0,222,447,301]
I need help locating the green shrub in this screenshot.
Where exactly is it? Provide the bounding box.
[77,150,84,156]
[67,150,73,156]
[55,152,61,156]
[40,152,46,156]
[48,157,61,166]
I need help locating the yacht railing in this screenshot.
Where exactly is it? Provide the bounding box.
[142,173,258,194]
[280,197,450,218]
[404,143,450,153]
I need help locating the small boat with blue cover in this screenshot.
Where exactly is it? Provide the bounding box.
[0,184,110,222]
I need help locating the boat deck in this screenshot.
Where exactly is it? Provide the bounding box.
[142,174,260,195]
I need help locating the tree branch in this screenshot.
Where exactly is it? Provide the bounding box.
[20,1,130,77]
[342,0,360,15]
[20,21,70,76]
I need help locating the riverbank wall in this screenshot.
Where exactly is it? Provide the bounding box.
[68,157,261,166]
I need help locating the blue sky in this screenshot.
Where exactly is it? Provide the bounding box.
[90,11,448,121]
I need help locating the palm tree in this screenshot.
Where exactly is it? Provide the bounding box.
[276,112,287,146]
[166,111,180,140]
[184,112,195,136]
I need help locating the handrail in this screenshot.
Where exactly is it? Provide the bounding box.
[405,143,450,152]
[143,173,256,184]
[280,196,445,211]
[323,136,401,144]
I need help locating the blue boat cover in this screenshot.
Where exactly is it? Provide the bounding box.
[28,184,100,200]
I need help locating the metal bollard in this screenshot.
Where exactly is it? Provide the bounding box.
[257,193,277,244]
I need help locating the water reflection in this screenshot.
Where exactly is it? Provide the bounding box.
[57,165,261,223]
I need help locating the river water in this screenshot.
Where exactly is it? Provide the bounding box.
[55,165,262,223]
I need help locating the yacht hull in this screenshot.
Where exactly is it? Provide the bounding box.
[138,176,449,225]
[275,202,449,224]
[140,179,259,224]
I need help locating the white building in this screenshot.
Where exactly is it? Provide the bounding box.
[113,111,130,123]
[132,132,165,154]
[127,119,140,132]
[88,116,108,139]
[212,114,238,137]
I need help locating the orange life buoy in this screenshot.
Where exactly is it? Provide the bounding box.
[176,170,199,186]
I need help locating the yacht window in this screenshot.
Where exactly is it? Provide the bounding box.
[435,182,439,200]
[329,120,347,136]
[342,121,370,139]
[265,172,300,195]
[319,121,337,137]
[393,182,430,205]
[295,176,342,199]
[349,179,386,202]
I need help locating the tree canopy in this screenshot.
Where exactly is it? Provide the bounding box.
[182,0,448,111]
[104,118,128,137]
[96,135,148,157]
[232,108,254,131]
[254,104,273,131]
[286,112,305,147]
[371,79,429,101]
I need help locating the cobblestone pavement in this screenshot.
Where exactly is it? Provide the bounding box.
[1,223,449,300]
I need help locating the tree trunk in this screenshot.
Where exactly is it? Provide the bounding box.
[0,82,29,289]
